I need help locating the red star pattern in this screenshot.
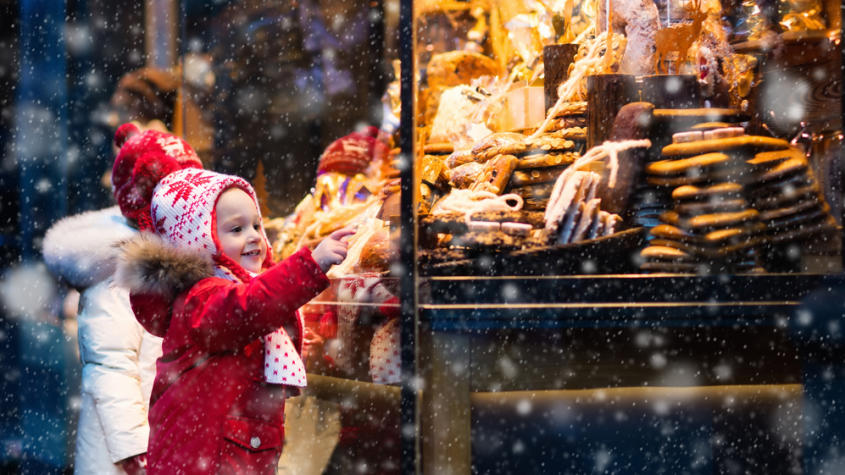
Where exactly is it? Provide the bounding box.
[161,171,215,206]
[264,326,306,387]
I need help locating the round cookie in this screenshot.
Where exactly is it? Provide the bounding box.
[641,245,693,261]
[647,152,734,176]
[672,182,744,201]
[546,115,588,131]
[647,165,750,186]
[661,135,790,157]
[745,174,814,200]
[767,207,829,232]
[747,147,804,167]
[547,127,588,141]
[521,136,577,156]
[758,198,821,221]
[750,184,819,210]
[684,209,760,230]
[748,156,809,186]
[690,121,736,130]
[766,211,836,244]
[639,243,701,272]
[676,198,749,216]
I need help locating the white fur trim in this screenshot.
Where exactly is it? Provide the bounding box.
[42,206,137,288]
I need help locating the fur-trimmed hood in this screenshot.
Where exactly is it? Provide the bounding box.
[42,206,137,289]
[115,232,215,300]
[115,232,216,337]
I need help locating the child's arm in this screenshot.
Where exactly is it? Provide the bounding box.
[184,228,353,352]
[185,246,329,351]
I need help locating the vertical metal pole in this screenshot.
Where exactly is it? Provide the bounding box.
[146,0,177,68]
[15,0,67,262]
[15,4,70,471]
[369,0,387,125]
[399,0,418,471]
[840,3,845,271]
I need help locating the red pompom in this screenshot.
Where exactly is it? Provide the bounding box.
[111,123,203,228]
[317,127,389,175]
[114,123,140,149]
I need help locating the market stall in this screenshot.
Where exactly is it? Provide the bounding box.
[175,0,845,472]
[397,0,845,472]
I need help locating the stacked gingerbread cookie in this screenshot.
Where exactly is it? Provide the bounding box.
[504,132,582,211]
[444,131,581,210]
[638,125,835,273]
[514,102,589,211]
[544,101,588,152]
[642,148,767,272]
[641,189,764,272]
[744,147,838,267]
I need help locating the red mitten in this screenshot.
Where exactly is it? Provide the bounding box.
[117,453,147,475]
[378,296,400,320]
[319,310,338,340]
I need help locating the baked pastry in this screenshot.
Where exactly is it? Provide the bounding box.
[425,51,500,90]
[642,121,838,273]
[471,154,519,194]
[428,85,494,144]
[357,228,398,273]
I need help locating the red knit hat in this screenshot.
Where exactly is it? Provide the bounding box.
[317,126,388,175]
[111,122,271,281]
[150,168,274,281]
[111,123,203,230]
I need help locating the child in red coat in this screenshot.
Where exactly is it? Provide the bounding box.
[111,123,351,474]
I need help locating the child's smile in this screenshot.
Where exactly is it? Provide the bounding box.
[215,187,267,274]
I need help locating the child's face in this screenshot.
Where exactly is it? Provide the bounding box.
[215,187,267,274]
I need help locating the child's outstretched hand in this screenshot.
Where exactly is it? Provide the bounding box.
[312,227,356,272]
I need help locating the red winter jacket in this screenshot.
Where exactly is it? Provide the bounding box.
[118,236,329,475]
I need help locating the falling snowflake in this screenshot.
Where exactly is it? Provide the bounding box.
[0,263,57,320]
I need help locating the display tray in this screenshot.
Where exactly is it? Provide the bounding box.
[419,227,646,276]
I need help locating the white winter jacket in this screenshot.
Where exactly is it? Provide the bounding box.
[43,206,162,474]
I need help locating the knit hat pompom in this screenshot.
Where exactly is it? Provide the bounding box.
[114,123,140,149]
[317,126,389,175]
[111,124,203,229]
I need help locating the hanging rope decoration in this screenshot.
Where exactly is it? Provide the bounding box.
[530,31,627,140]
[431,188,525,224]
